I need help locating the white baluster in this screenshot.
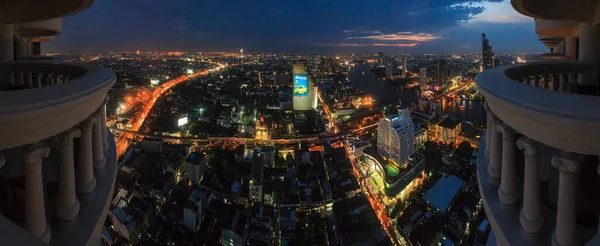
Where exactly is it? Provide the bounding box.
[57,128,81,229]
[77,118,96,194]
[101,98,109,152]
[24,143,51,242]
[35,73,42,88]
[26,72,33,87]
[488,118,502,179]
[484,102,493,159]
[497,124,518,205]
[517,137,544,233]
[92,115,106,171]
[551,153,581,246]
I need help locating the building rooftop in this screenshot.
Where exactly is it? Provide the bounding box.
[438,117,461,129]
[423,176,464,213]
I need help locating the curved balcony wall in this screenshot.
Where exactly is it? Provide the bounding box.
[476,61,600,245]
[0,61,115,150]
[0,61,117,245]
[535,19,578,37]
[0,0,94,24]
[511,0,594,22]
[15,19,62,40]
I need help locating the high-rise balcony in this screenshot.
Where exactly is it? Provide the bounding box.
[476,61,600,245]
[511,0,594,22]
[0,61,117,245]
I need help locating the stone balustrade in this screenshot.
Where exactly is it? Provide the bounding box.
[0,61,117,245]
[477,62,600,245]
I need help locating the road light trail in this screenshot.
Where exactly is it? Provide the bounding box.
[114,63,225,156]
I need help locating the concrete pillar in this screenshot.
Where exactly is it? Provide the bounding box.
[77,118,96,194]
[14,37,26,60]
[565,36,577,59]
[92,115,106,171]
[578,23,600,84]
[517,137,544,233]
[24,143,51,242]
[551,153,581,246]
[31,42,41,56]
[57,128,81,228]
[497,124,518,205]
[488,118,502,179]
[555,43,563,55]
[0,23,13,62]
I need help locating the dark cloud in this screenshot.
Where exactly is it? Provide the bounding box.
[45,0,543,53]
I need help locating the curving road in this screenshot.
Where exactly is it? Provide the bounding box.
[114,63,225,155]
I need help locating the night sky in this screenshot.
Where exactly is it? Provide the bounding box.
[46,0,546,54]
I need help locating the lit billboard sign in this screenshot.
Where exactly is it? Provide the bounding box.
[150,79,159,86]
[293,74,308,97]
[177,117,188,126]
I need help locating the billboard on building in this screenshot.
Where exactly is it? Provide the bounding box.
[178,117,188,126]
[150,79,160,86]
[293,74,308,96]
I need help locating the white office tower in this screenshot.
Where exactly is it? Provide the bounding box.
[292,60,316,111]
[478,1,600,245]
[183,190,205,234]
[0,1,117,245]
[377,108,415,164]
[419,67,428,91]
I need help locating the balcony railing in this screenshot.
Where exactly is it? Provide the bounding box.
[0,61,117,245]
[476,61,600,246]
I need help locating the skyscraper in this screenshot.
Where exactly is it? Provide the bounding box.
[385,56,393,79]
[482,33,494,70]
[292,60,316,111]
[436,59,449,86]
[402,58,408,78]
[377,108,415,164]
[419,67,428,91]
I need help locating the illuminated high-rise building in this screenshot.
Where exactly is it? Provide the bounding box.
[402,58,408,78]
[482,33,495,70]
[419,67,428,91]
[377,108,415,164]
[385,56,393,79]
[292,60,316,111]
[436,59,449,86]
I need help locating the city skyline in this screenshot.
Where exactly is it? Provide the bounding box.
[46,0,546,54]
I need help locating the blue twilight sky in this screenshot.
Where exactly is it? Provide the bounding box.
[46,0,547,54]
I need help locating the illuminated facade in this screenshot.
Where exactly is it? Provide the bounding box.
[292,60,316,110]
[419,67,428,91]
[360,146,425,198]
[378,108,415,164]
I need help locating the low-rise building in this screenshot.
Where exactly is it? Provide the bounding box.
[436,117,461,144]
